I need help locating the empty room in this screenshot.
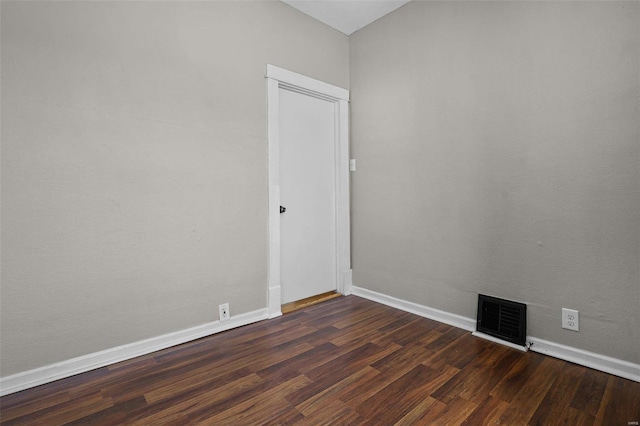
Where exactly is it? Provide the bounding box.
[0,0,638,424]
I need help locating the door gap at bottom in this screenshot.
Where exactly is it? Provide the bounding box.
[281,291,342,314]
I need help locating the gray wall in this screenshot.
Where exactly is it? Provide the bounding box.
[0,1,348,376]
[350,1,639,363]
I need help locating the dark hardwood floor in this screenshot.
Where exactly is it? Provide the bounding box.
[1,296,638,425]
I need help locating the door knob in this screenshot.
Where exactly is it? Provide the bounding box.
[280,206,286,214]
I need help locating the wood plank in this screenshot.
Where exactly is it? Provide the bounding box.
[371,317,442,348]
[371,342,435,381]
[594,375,640,425]
[131,373,265,425]
[355,363,459,423]
[295,367,379,416]
[457,346,522,404]
[286,342,400,407]
[198,375,310,425]
[496,356,564,424]
[432,344,521,405]
[256,341,340,382]
[460,396,510,426]
[415,396,478,425]
[302,399,364,425]
[571,367,610,417]
[0,391,71,422]
[63,396,148,426]
[1,392,113,426]
[528,362,593,426]
[489,350,546,402]
[394,396,447,425]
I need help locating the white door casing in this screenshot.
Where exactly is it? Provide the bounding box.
[266,65,351,318]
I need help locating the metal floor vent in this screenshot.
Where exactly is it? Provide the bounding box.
[477,294,526,346]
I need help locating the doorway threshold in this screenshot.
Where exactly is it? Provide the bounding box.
[281,291,342,314]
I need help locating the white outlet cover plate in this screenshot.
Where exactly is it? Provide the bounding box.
[219,303,230,321]
[562,308,579,331]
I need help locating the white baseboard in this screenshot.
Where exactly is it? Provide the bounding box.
[352,286,639,383]
[340,269,353,296]
[268,285,282,319]
[0,308,269,397]
[527,336,640,382]
[351,286,476,331]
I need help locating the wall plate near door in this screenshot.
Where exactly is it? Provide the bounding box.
[219,303,230,322]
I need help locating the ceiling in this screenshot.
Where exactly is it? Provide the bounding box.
[281,0,411,35]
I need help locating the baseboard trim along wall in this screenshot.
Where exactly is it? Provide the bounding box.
[0,308,269,397]
[351,286,476,332]
[352,286,640,383]
[526,337,640,383]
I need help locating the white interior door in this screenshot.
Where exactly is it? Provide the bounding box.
[279,87,337,304]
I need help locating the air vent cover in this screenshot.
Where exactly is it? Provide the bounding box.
[477,294,526,346]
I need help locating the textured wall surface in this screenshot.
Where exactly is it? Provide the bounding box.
[0,1,348,376]
[350,1,639,363]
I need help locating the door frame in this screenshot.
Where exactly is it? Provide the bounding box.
[266,64,351,318]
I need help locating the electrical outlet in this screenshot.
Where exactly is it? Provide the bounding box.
[219,303,230,322]
[562,308,579,331]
